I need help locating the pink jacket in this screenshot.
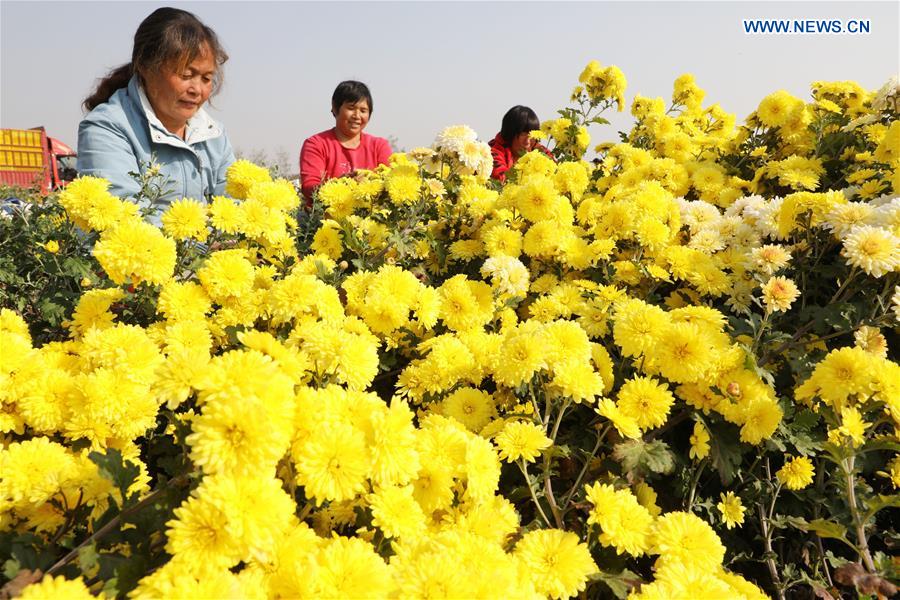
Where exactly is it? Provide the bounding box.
[299,128,392,200]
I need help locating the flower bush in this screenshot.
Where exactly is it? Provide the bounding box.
[1,64,898,599]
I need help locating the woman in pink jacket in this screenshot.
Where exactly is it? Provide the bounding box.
[299,80,392,202]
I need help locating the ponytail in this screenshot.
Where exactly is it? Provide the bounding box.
[83,63,134,112]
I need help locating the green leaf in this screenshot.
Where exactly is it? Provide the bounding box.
[3,558,21,581]
[825,550,850,568]
[859,439,900,455]
[793,409,820,431]
[708,427,743,486]
[89,448,140,504]
[613,439,674,475]
[774,515,848,541]
[77,544,99,574]
[769,514,809,530]
[863,494,900,522]
[803,518,848,540]
[591,569,641,599]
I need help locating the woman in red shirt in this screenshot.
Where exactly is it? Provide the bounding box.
[488,105,552,183]
[299,80,392,202]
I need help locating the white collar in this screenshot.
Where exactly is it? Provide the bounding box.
[136,80,222,146]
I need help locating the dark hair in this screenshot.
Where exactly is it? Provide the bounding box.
[83,7,228,111]
[500,105,541,142]
[331,81,374,115]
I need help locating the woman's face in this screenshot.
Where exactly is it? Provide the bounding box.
[143,45,216,135]
[333,99,371,139]
[511,132,535,155]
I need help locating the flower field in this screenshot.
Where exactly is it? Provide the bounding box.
[1,62,899,599]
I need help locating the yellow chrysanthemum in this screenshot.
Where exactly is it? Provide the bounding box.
[18,575,95,600]
[689,421,710,460]
[584,482,654,556]
[93,218,176,286]
[651,511,725,571]
[494,420,552,463]
[225,159,272,200]
[776,455,815,490]
[717,491,746,529]
[197,249,256,301]
[515,529,598,600]
[161,198,208,242]
[294,422,369,504]
[440,387,496,432]
[616,376,675,431]
[368,484,426,539]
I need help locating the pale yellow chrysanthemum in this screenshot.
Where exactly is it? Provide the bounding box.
[854,325,888,358]
[750,244,791,275]
[761,276,799,312]
[841,225,900,277]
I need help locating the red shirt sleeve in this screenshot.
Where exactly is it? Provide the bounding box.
[300,134,328,201]
[490,141,511,182]
[375,137,393,167]
[537,143,555,161]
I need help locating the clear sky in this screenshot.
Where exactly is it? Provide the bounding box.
[2,0,898,172]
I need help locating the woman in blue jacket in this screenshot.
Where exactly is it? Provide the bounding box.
[77,7,234,213]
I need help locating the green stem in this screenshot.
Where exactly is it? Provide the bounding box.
[519,460,552,528]
[759,458,786,600]
[46,473,192,576]
[686,459,707,511]
[751,310,771,355]
[562,425,609,509]
[297,501,314,523]
[541,398,570,529]
[843,455,876,572]
[828,266,859,305]
[549,399,571,443]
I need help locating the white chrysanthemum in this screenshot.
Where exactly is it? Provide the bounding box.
[481,255,530,297]
[824,202,876,237]
[892,285,900,324]
[713,215,744,241]
[870,75,900,114]
[680,199,722,234]
[434,125,478,152]
[688,229,726,253]
[841,225,900,277]
[724,194,768,220]
[743,197,784,240]
[871,197,900,231]
[457,139,494,177]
